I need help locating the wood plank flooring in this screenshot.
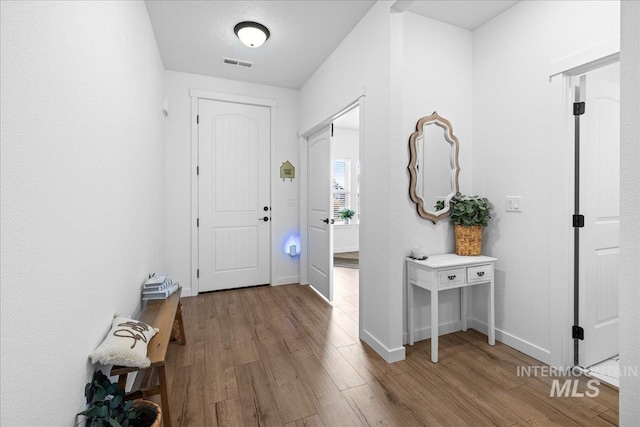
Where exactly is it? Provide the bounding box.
[334,252,359,269]
[160,271,618,426]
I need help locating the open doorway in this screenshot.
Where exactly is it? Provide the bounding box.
[573,61,620,386]
[331,107,360,335]
[302,101,362,339]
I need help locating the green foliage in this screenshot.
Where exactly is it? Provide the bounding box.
[448,193,492,227]
[79,370,150,427]
[338,208,356,220]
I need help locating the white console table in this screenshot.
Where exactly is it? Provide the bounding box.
[406,253,497,363]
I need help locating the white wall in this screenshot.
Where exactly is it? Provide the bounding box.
[472,1,620,362]
[0,2,165,425]
[393,11,474,343]
[620,0,640,423]
[300,1,400,360]
[164,70,301,292]
[332,126,359,253]
[301,3,473,359]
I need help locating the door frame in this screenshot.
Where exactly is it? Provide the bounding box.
[190,89,278,296]
[548,39,619,369]
[299,95,364,333]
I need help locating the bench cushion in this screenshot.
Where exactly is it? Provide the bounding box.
[90,316,158,368]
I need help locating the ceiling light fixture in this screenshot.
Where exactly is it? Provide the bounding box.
[234,21,270,48]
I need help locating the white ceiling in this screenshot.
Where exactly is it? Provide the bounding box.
[145,1,519,90]
[405,1,520,31]
[145,1,376,90]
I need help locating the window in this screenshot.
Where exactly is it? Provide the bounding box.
[332,160,351,224]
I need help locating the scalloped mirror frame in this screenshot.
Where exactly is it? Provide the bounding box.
[408,111,460,223]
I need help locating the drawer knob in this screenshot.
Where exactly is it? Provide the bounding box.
[477,271,485,277]
[448,275,456,280]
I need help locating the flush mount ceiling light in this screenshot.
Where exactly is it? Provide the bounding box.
[234,21,270,48]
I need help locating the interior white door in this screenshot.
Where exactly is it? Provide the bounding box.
[578,74,620,367]
[307,126,333,301]
[198,99,270,292]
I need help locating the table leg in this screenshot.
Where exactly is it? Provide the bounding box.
[488,278,495,346]
[176,301,187,345]
[431,287,439,363]
[461,287,468,332]
[158,365,172,427]
[407,276,414,346]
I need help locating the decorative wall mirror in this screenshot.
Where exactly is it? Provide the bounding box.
[408,112,460,223]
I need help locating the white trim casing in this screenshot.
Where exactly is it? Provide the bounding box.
[189,89,278,296]
[548,74,575,369]
[190,95,199,297]
[548,38,620,80]
[299,95,365,334]
[357,98,365,342]
[190,90,278,108]
[547,44,620,369]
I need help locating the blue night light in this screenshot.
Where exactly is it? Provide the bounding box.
[284,234,301,257]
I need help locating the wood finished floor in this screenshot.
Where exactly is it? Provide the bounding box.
[334,252,359,269]
[160,270,618,427]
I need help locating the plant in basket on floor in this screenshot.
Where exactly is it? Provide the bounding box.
[448,193,492,256]
[78,370,160,427]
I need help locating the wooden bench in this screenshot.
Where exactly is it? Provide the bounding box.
[111,288,186,427]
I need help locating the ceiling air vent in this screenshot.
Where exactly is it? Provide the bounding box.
[222,57,254,69]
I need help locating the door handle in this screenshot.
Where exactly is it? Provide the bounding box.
[321,218,335,224]
[258,216,270,222]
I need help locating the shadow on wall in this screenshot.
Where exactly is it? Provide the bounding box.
[483,215,501,256]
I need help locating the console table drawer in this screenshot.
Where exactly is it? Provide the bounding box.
[409,265,431,286]
[438,268,465,288]
[467,264,493,283]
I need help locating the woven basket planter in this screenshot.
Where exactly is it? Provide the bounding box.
[133,400,162,427]
[455,224,483,256]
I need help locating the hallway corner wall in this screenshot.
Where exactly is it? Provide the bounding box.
[619,0,640,423]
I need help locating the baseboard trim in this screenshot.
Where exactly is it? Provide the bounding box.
[470,318,551,364]
[402,320,462,344]
[334,247,359,254]
[180,287,193,297]
[272,276,301,286]
[362,329,406,363]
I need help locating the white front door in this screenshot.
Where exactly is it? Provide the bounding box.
[307,126,333,301]
[198,99,271,292]
[578,73,620,367]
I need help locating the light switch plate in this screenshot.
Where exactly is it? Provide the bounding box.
[506,196,522,212]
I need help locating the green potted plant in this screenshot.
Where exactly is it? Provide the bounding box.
[448,193,492,256]
[78,370,160,427]
[338,208,356,224]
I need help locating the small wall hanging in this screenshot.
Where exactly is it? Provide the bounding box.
[280,161,295,181]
